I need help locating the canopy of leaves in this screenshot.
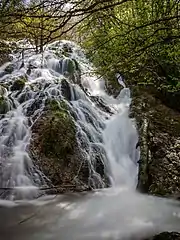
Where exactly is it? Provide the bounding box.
[0,0,179,94]
[80,0,180,92]
[0,0,131,51]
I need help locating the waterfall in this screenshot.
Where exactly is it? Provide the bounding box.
[0,40,139,199]
[0,40,180,240]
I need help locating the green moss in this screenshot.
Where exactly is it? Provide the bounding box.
[45,99,69,112]
[42,100,76,161]
[67,59,76,74]
[11,77,26,91]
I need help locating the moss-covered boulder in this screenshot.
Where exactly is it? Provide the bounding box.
[66,58,76,74]
[41,100,76,158]
[10,78,26,91]
[30,100,90,193]
[131,86,180,239]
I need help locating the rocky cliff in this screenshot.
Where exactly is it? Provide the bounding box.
[132,86,180,239]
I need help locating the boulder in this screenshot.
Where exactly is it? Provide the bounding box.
[30,100,90,193]
[4,63,15,74]
[0,85,10,115]
[0,96,9,115]
[61,78,72,100]
[10,77,26,91]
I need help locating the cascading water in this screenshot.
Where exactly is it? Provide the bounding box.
[0,39,139,198]
[0,40,180,239]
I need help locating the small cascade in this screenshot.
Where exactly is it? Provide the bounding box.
[103,88,139,187]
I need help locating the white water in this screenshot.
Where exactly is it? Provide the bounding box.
[1,188,180,240]
[0,39,139,198]
[0,40,179,239]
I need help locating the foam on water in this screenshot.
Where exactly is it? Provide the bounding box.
[1,188,180,239]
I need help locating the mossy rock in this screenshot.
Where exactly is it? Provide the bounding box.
[0,96,10,114]
[0,85,8,96]
[10,78,26,91]
[42,101,76,158]
[4,63,15,74]
[67,59,76,74]
[30,99,90,189]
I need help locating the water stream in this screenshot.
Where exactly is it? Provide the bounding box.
[0,40,180,239]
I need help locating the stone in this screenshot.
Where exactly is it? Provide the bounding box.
[29,100,90,192]
[10,78,26,91]
[61,79,72,100]
[0,96,9,115]
[4,63,15,74]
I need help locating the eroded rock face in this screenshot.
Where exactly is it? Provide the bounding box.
[131,86,180,239]
[29,100,90,193]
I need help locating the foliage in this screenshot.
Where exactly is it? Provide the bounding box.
[0,0,132,52]
[80,0,180,92]
[0,0,179,94]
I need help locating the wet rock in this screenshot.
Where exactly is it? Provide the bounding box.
[0,85,8,97]
[61,58,81,83]
[0,41,11,66]
[151,232,180,240]
[10,77,26,91]
[63,43,73,55]
[4,63,15,74]
[0,85,10,115]
[91,95,113,114]
[30,100,90,191]
[26,99,43,117]
[66,58,76,74]
[0,96,10,115]
[90,143,111,187]
[61,79,72,100]
[131,86,180,239]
